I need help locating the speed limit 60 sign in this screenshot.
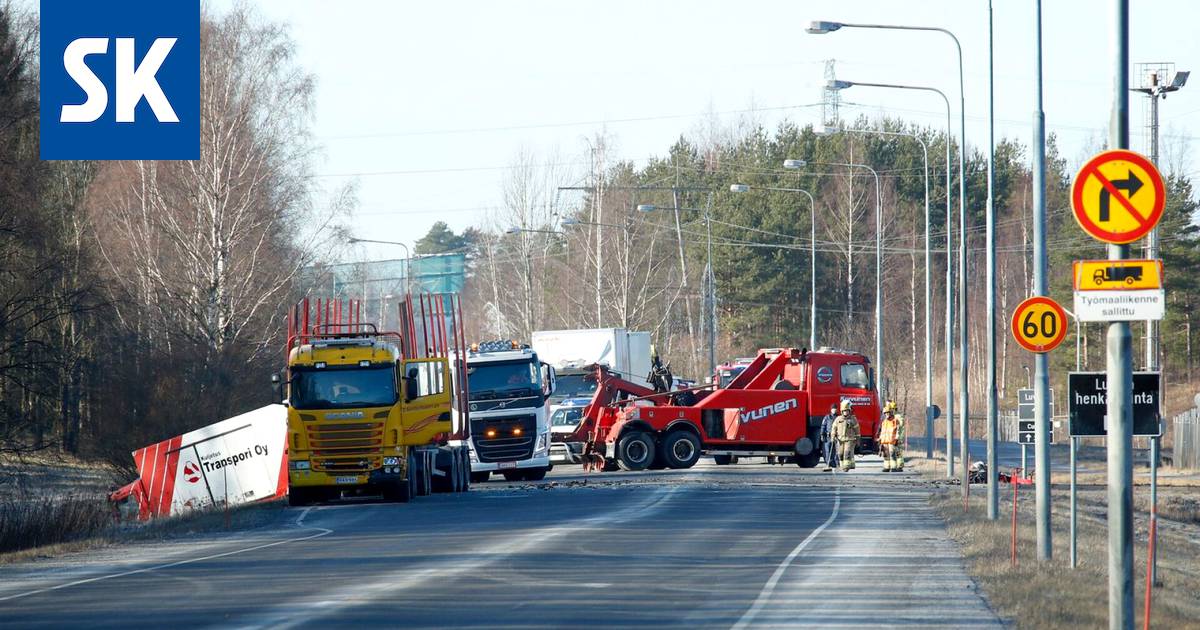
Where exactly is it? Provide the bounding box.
[1012,296,1068,353]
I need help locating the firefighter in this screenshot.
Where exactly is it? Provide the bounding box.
[831,400,860,471]
[878,401,905,472]
[820,403,839,472]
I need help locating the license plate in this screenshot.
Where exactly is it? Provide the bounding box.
[335,476,360,484]
[497,461,517,469]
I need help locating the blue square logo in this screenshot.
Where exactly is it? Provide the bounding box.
[40,0,199,160]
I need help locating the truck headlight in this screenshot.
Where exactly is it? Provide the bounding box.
[383,456,400,466]
[289,460,310,471]
[469,448,479,462]
[536,433,548,452]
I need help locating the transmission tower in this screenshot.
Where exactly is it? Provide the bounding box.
[822,59,840,128]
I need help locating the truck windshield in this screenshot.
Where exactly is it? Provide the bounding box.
[553,373,597,399]
[291,366,397,409]
[551,407,584,427]
[467,360,539,397]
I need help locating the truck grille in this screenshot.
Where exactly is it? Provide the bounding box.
[307,421,384,472]
[471,415,536,463]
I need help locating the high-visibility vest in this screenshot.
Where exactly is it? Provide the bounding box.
[879,417,900,445]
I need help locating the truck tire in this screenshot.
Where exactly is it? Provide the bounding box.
[522,467,548,481]
[383,477,411,503]
[452,450,465,492]
[794,437,820,468]
[462,450,473,491]
[420,454,433,496]
[287,487,311,507]
[407,453,420,498]
[616,432,655,471]
[660,430,701,469]
[432,451,454,494]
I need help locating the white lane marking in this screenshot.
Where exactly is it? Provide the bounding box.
[0,511,333,603]
[236,485,681,629]
[731,487,841,630]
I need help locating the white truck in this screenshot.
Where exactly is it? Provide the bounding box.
[453,340,556,482]
[531,328,652,405]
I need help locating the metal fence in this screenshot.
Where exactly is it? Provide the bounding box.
[1172,409,1200,469]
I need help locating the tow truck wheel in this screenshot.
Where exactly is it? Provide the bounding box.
[616,432,655,471]
[420,454,433,496]
[793,437,820,468]
[660,430,701,469]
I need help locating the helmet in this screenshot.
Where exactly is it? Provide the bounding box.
[839,400,853,412]
[884,400,897,414]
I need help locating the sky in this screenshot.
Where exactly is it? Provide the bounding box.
[216,1,1200,262]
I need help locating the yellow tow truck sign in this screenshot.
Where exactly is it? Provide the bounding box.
[1073,259,1163,291]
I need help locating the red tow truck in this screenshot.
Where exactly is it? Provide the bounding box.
[573,347,881,471]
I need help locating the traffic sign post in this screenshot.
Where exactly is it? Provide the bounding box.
[1011,297,1068,353]
[1067,372,1162,437]
[1071,149,1165,245]
[1016,388,1054,473]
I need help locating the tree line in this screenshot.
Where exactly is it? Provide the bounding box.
[0,6,345,467]
[428,116,1198,426]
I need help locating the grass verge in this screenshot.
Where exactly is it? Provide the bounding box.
[0,494,287,565]
[929,477,1200,629]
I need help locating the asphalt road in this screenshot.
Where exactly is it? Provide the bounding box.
[0,458,1002,629]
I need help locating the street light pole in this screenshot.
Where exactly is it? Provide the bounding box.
[828,79,955,474]
[730,182,817,349]
[809,20,969,493]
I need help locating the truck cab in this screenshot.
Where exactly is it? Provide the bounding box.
[453,341,556,482]
[285,333,454,504]
[801,347,881,453]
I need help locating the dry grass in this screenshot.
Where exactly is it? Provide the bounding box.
[0,495,112,554]
[0,495,286,565]
[930,484,1200,629]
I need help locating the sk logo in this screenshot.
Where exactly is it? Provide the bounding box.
[39,0,199,160]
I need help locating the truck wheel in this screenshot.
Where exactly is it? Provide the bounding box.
[420,454,433,496]
[794,437,820,468]
[406,453,420,498]
[287,487,310,507]
[454,451,466,492]
[522,467,548,481]
[616,432,655,471]
[660,430,701,469]
[383,477,411,503]
[713,454,732,466]
[432,451,453,494]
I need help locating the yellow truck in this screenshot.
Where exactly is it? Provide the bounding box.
[281,295,471,505]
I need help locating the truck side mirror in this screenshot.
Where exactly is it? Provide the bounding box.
[270,372,283,404]
[404,368,419,403]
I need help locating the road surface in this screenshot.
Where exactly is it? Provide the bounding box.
[0,458,1002,628]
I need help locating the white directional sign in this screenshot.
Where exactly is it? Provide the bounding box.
[1073,289,1164,322]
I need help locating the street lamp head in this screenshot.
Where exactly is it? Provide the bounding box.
[826,79,853,91]
[1171,70,1190,89]
[782,159,807,170]
[347,237,362,243]
[729,184,750,193]
[636,204,657,213]
[806,20,843,34]
[504,226,522,235]
[561,217,580,227]
[813,126,841,137]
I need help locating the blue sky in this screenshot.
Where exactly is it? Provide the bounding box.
[210,1,1200,260]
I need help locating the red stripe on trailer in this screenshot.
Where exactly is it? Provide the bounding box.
[140,441,162,516]
[157,436,183,517]
[276,438,290,498]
